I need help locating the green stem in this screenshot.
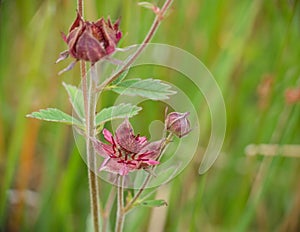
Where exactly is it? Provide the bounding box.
[115,176,125,232]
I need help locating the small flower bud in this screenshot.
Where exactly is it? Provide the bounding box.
[165,112,191,138]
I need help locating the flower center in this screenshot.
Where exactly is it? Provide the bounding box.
[108,136,152,167]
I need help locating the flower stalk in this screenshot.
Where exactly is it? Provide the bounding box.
[116,176,125,232]
[85,64,100,232]
[77,0,84,16]
[75,2,101,231]
[77,1,101,229]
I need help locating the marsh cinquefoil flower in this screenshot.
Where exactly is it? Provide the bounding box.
[56,11,122,74]
[93,119,162,176]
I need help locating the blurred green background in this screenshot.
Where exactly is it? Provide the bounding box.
[1,0,300,231]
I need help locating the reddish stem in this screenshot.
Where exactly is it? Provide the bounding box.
[77,0,83,16]
[77,1,100,232]
[95,0,174,93]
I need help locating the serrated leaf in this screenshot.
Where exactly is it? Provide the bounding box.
[63,82,85,120]
[140,199,167,207]
[111,78,176,100]
[95,103,142,126]
[26,108,82,126]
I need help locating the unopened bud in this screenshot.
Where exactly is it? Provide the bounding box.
[165,112,191,138]
[56,11,122,74]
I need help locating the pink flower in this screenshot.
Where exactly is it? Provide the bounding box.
[93,119,162,176]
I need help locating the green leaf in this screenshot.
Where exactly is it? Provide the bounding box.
[111,68,129,85]
[126,191,133,205]
[140,199,168,207]
[63,82,85,120]
[110,78,176,100]
[95,103,142,126]
[26,108,83,126]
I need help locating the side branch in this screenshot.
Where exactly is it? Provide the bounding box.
[95,0,174,93]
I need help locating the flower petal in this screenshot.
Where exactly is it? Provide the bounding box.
[56,50,69,64]
[137,136,147,144]
[103,128,113,144]
[102,143,115,156]
[99,158,133,176]
[145,159,160,165]
[92,138,111,158]
[69,11,84,32]
[75,28,106,62]
[99,158,121,173]
[139,139,163,160]
[99,157,111,171]
[115,119,148,153]
[116,118,134,138]
[58,60,78,76]
[119,165,129,176]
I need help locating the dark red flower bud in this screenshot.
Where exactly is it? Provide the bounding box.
[165,112,191,138]
[56,11,122,74]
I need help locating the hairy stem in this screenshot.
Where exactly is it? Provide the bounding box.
[84,65,100,232]
[95,0,174,92]
[77,0,84,16]
[115,176,125,232]
[78,1,100,231]
[81,62,88,124]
